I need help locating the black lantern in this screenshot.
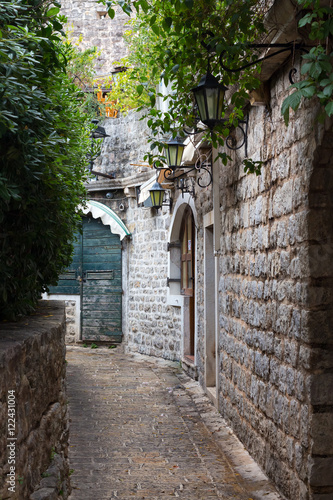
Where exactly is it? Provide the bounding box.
[164,136,185,168]
[90,119,109,140]
[88,120,114,179]
[149,181,166,209]
[191,71,227,130]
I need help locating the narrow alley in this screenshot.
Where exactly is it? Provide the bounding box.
[66,346,281,500]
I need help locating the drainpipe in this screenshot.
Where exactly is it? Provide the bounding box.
[212,146,221,405]
[212,147,221,254]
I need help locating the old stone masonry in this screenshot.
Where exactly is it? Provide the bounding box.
[66,346,281,500]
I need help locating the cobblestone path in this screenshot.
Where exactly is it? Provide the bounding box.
[66,346,281,500]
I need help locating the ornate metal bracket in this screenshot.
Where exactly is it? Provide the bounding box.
[184,113,249,157]
[153,150,213,197]
[218,42,308,74]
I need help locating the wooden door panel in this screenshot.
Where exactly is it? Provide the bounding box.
[81,217,122,342]
[48,215,123,343]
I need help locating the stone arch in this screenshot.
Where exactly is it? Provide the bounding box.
[168,194,198,375]
[168,194,197,296]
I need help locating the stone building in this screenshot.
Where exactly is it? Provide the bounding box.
[48,1,333,498]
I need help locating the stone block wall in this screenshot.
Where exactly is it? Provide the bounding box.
[191,57,333,499]
[124,199,182,360]
[60,0,128,76]
[0,301,70,500]
[94,110,151,179]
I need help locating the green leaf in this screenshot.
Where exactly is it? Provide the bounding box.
[281,91,302,124]
[322,84,333,97]
[298,12,314,27]
[46,7,60,16]
[162,17,172,31]
[138,0,149,13]
[136,84,144,95]
[150,14,157,26]
[300,86,316,98]
[108,8,115,19]
[325,101,333,116]
[151,24,160,36]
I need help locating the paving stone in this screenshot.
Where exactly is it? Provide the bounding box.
[67,346,282,500]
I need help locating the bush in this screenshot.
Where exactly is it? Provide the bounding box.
[0,0,92,319]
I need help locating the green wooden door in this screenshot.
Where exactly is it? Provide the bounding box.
[48,215,122,342]
[81,216,122,342]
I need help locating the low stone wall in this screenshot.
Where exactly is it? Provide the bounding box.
[0,301,70,500]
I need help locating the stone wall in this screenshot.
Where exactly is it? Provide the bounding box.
[61,0,129,76]
[191,56,333,499]
[92,110,151,179]
[306,128,333,495]
[0,301,70,500]
[124,199,182,360]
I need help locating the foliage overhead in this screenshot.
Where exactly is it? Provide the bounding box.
[282,0,333,124]
[101,0,266,166]
[105,0,332,163]
[0,0,94,319]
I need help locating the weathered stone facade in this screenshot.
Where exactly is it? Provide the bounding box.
[61,0,129,76]
[93,109,151,179]
[0,302,70,500]
[189,54,333,499]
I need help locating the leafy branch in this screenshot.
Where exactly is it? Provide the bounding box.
[99,0,266,172]
[282,0,333,124]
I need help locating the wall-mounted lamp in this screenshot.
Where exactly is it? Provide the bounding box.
[149,180,165,209]
[89,120,114,180]
[191,72,227,131]
[186,40,308,155]
[149,180,173,210]
[188,70,249,154]
[153,136,213,193]
[164,136,186,169]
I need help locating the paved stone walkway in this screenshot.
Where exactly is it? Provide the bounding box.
[66,346,281,500]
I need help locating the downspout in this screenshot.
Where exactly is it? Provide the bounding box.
[212,146,221,402]
[212,147,221,254]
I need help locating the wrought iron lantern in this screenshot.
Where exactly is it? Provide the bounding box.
[88,120,115,179]
[149,180,166,209]
[164,136,186,169]
[191,71,227,130]
[153,135,213,195]
[90,119,109,140]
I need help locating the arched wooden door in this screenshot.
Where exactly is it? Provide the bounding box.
[181,208,195,360]
[48,215,122,342]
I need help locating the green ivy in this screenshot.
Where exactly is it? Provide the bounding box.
[282,0,333,124]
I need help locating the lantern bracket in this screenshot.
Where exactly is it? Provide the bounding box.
[219,42,308,77]
[153,151,213,193]
[183,112,249,157]
[88,120,110,179]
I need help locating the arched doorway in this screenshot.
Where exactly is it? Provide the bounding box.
[181,207,195,360]
[168,195,197,370]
